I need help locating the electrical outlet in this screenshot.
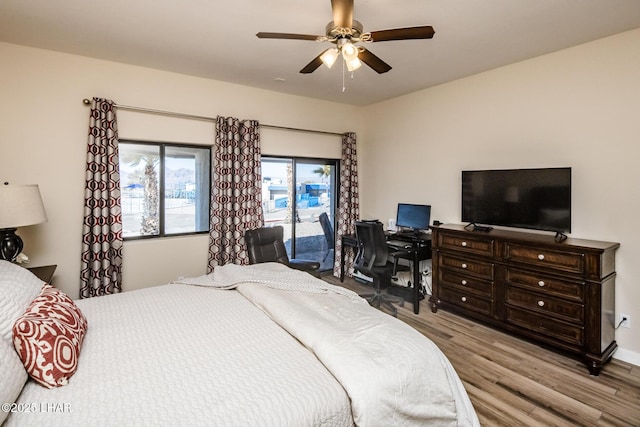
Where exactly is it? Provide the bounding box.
[619,313,631,329]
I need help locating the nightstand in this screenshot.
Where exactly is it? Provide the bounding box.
[28,265,57,284]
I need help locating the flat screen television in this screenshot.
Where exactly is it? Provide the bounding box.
[462,167,571,233]
[396,203,431,232]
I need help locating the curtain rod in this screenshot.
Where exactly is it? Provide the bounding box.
[82,98,343,137]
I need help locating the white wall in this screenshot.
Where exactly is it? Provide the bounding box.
[0,42,362,297]
[360,29,640,363]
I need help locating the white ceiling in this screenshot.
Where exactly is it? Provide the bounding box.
[2,0,640,106]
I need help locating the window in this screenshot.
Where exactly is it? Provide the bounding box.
[119,141,211,239]
[261,156,338,271]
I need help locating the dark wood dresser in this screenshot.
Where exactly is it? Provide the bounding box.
[430,224,619,375]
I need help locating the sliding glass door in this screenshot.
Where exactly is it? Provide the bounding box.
[261,157,338,271]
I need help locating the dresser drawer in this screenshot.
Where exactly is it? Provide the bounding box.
[439,254,494,280]
[438,233,495,257]
[505,268,584,302]
[431,224,619,375]
[439,287,493,317]
[504,243,585,274]
[439,269,493,297]
[505,286,584,324]
[506,307,584,347]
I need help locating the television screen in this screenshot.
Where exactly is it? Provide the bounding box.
[396,203,431,231]
[462,167,571,233]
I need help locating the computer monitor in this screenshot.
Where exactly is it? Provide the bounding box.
[396,203,431,232]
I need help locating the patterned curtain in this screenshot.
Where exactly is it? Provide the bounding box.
[207,116,263,272]
[333,132,360,278]
[80,98,123,298]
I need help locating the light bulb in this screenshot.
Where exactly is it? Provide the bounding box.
[341,41,359,62]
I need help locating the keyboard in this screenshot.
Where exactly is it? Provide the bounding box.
[392,231,431,242]
[387,240,413,249]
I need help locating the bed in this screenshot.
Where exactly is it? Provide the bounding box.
[1,260,479,426]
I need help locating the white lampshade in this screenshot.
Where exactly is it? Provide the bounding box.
[346,57,362,72]
[0,184,47,229]
[320,48,340,68]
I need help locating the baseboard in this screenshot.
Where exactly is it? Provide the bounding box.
[613,347,640,367]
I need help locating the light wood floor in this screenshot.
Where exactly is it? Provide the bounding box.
[324,275,640,426]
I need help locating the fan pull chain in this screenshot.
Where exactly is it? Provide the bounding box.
[342,59,346,92]
[341,61,356,93]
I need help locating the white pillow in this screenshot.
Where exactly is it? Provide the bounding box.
[0,340,29,424]
[0,261,45,424]
[0,260,45,342]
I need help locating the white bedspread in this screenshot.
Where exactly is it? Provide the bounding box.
[6,280,353,426]
[8,263,478,427]
[175,262,364,302]
[182,263,479,426]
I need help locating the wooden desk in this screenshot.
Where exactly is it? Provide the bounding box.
[340,234,431,314]
[389,242,431,314]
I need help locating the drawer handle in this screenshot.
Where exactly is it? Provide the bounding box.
[461,263,468,269]
[537,300,545,307]
[461,280,467,285]
[538,254,545,261]
[461,241,468,247]
[461,296,467,302]
[538,280,545,287]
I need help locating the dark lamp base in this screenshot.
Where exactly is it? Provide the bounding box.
[0,228,23,263]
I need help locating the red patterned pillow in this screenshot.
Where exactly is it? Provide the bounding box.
[12,284,88,388]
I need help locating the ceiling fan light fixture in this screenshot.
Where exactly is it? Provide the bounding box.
[257,1,433,76]
[341,41,359,62]
[346,56,362,72]
[320,48,339,68]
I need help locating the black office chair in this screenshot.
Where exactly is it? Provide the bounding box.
[353,220,405,317]
[318,212,334,263]
[244,226,321,277]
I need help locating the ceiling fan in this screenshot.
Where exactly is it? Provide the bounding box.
[256,0,435,74]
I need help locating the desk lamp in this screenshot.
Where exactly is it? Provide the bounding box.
[0,183,47,262]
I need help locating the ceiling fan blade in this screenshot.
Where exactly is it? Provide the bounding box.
[358,48,392,74]
[331,0,353,29]
[300,52,326,74]
[256,32,320,41]
[369,26,435,42]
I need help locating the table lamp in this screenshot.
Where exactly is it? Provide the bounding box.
[0,183,47,262]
